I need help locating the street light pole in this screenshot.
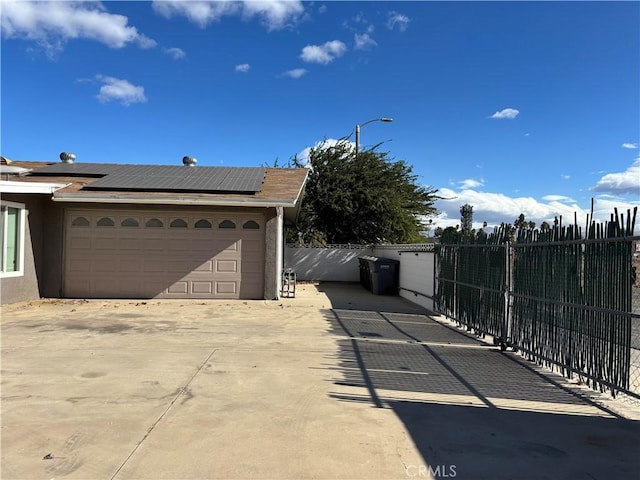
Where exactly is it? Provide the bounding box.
[355,117,393,156]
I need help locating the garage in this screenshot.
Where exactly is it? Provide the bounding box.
[1,158,307,302]
[64,209,265,299]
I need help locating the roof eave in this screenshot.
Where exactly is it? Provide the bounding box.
[1,180,70,194]
[51,192,297,208]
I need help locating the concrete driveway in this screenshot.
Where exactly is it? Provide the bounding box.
[1,283,639,480]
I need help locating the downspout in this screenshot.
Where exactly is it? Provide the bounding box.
[275,206,284,300]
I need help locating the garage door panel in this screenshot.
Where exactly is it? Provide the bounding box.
[94,237,117,250]
[144,238,164,250]
[194,261,213,272]
[214,240,239,252]
[215,281,237,295]
[66,278,92,297]
[167,239,191,251]
[119,238,143,250]
[216,260,237,273]
[65,209,264,299]
[192,281,213,294]
[167,281,188,294]
[119,258,142,273]
[69,237,91,250]
[94,259,116,273]
[69,258,91,273]
[143,259,165,273]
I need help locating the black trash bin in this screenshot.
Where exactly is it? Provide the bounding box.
[358,256,399,295]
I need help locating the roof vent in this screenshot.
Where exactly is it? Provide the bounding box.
[60,152,76,164]
[182,156,197,167]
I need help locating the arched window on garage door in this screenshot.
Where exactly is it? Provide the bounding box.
[194,219,212,229]
[121,218,139,227]
[242,220,260,230]
[97,217,115,227]
[71,216,90,227]
[218,220,236,229]
[145,218,164,228]
[170,218,188,228]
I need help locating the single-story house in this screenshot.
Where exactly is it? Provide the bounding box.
[0,155,307,304]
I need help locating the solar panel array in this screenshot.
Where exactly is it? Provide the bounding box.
[29,163,266,193]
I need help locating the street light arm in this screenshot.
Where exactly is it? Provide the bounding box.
[355,117,393,155]
[359,117,393,129]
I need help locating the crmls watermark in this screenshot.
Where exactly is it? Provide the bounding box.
[406,464,457,478]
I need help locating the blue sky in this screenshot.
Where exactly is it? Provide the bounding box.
[2,1,639,233]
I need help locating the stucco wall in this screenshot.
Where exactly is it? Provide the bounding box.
[263,207,280,299]
[285,244,436,310]
[0,194,46,304]
[284,245,373,282]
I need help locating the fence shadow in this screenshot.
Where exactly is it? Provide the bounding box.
[319,284,640,479]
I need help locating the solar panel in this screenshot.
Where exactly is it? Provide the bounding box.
[84,165,266,193]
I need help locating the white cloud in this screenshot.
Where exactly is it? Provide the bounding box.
[151,0,304,31]
[235,63,251,73]
[432,186,639,234]
[300,40,347,64]
[622,143,638,149]
[387,11,410,31]
[489,108,520,120]
[542,195,576,203]
[282,68,307,79]
[354,33,377,50]
[458,178,484,189]
[94,75,147,106]
[164,47,185,60]
[561,174,571,180]
[1,1,156,55]
[592,158,640,196]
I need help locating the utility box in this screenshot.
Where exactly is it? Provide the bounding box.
[358,256,400,295]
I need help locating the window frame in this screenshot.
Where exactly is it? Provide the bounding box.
[0,201,26,278]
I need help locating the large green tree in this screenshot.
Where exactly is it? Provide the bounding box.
[293,140,439,244]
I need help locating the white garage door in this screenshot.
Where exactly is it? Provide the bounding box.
[64,209,265,299]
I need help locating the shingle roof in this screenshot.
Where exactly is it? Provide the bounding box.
[4,161,308,207]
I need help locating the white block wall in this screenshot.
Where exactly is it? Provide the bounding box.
[284,245,372,282]
[285,244,436,311]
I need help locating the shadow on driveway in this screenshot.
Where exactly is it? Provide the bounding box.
[317,282,640,480]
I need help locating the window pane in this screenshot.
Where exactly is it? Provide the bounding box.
[97,217,115,227]
[6,207,19,272]
[145,218,164,228]
[243,220,260,230]
[219,220,236,229]
[194,219,212,229]
[72,216,90,227]
[170,219,188,228]
[121,218,139,227]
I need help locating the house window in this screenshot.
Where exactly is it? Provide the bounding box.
[97,217,115,227]
[170,219,188,228]
[1,201,26,277]
[218,220,236,229]
[145,218,164,228]
[242,220,260,230]
[121,218,139,227]
[195,219,212,229]
[71,216,90,227]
